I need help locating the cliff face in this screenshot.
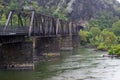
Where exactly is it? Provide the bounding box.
[1,0,120,23]
[37,0,120,23]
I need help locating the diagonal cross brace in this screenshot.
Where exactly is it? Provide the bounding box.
[29,11,35,36]
[3,11,12,32]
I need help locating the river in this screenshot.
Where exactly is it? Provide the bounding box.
[0,48,120,80]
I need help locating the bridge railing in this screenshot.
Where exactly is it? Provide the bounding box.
[0,26,28,35]
[0,10,78,36]
[0,11,32,35]
[30,12,78,37]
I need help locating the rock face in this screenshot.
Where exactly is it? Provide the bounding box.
[37,0,120,23]
[2,0,120,23]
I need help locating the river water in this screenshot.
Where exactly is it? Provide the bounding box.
[0,48,120,80]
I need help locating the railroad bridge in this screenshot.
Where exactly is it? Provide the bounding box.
[0,10,80,70]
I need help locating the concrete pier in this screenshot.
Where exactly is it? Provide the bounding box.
[72,35,80,48]
[33,37,60,61]
[0,35,80,70]
[0,42,34,70]
[60,36,73,51]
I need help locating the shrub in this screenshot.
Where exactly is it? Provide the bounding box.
[112,20,120,36]
[0,14,6,25]
[108,45,120,56]
[97,43,107,51]
[78,30,89,45]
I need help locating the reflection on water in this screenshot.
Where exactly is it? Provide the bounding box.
[1,48,120,80]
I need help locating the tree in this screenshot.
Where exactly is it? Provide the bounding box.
[0,14,7,26]
[89,27,101,46]
[53,12,68,20]
[100,29,117,45]
[88,11,119,30]
[78,30,90,45]
[0,0,42,13]
[112,20,120,36]
[90,27,101,37]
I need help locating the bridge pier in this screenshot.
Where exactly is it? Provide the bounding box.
[33,37,60,61]
[60,36,73,51]
[59,35,80,50]
[72,35,80,48]
[0,35,80,70]
[32,35,79,61]
[0,42,33,70]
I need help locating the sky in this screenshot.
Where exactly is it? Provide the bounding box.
[117,0,120,2]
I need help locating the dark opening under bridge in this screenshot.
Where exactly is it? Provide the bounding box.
[0,10,80,70]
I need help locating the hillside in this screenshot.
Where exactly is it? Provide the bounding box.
[37,0,120,24]
[1,0,120,24]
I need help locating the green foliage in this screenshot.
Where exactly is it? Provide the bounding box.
[100,29,117,45]
[117,36,120,44]
[89,35,102,46]
[30,1,42,12]
[108,45,120,56]
[86,10,120,52]
[40,6,68,20]
[97,43,107,51]
[115,7,120,16]
[3,0,22,13]
[112,20,120,36]
[0,1,4,10]
[52,12,68,20]
[50,7,68,20]
[90,27,101,37]
[1,0,42,13]
[0,14,7,26]
[1,0,68,21]
[12,14,18,26]
[78,30,90,45]
[88,12,119,30]
[89,27,101,46]
[79,27,117,50]
[95,30,117,50]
